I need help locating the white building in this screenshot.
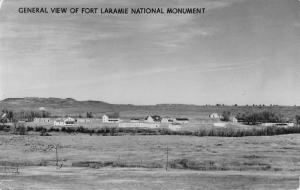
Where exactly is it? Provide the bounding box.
[168,124,181,131]
[145,116,154,123]
[33,118,53,123]
[213,122,227,127]
[102,115,120,123]
[145,115,161,123]
[231,117,238,123]
[77,118,91,123]
[161,117,174,123]
[65,117,76,125]
[53,117,76,126]
[261,123,295,127]
[54,119,65,126]
[119,122,160,128]
[209,113,221,119]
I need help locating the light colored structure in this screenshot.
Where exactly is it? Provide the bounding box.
[38,107,46,111]
[119,122,160,128]
[261,123,295,127]
[77,118,91,123]
[161,117,174,123]
[65,117,76,125]
[53,117,76,126]
[145,116,154,123]
[102,115,120,123]
[33,118,53,123]
[209,113,221,119]
[213,122,227,127]
[168,124,181,131]
[54,119,65,126]
[145,115,161,123]
[231,117,238,123]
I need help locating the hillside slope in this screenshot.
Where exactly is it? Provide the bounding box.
[0,97,300,120]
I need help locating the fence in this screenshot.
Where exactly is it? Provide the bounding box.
[0,165,20,175]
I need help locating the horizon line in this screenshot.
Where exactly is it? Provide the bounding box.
[0,96,298,107]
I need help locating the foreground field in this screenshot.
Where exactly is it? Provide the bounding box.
[2,134,300,171]
[1,134,300,189]
[1,167,300,190]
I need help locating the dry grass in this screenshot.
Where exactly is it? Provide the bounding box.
[1,167,300,190]
[1,134,300,172]
[1,134,300,189]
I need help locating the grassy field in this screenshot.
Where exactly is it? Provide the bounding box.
[1,167,300,190]
[1,134,300,189]
[2,134,300,171]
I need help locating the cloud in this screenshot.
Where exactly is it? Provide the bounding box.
[192,58,267,73]
[0,0,4,10]
[87,57,267,82]
[154,27,214,52]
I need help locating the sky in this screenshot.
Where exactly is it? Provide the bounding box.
[0,0,299,105]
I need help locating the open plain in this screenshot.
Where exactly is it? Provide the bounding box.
[1,134,300,189]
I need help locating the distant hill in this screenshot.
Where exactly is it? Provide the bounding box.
[0,97,115,117]
[0,97,300,120]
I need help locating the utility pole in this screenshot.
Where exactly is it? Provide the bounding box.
[166,145,169,171]
[55,144,59,168]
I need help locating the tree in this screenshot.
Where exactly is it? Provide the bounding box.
[237,111,284,125]
[7,111,14,122]
[41,110,50,118]
[296,115,300,125]
[221,111,231,122]
[87,112,93,118]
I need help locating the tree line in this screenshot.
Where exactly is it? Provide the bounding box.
[1,109,51,123]
[236,111,288,124]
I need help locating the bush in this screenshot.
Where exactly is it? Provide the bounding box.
[26,126,34,131]
[35,126,47,132]
[13,123,27,135]
[221,111,231,122]
[18,125,27,135]
[40,131,51,136]
[0,125,10,132]
[65,127,76,133]
[48,127,60,132]
[296,115,300,125]
[237,111,284,124]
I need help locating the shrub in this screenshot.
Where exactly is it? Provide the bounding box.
[296,115,300,125]
[221,111,231,122]
[0,125,10,132]
[26,126,34,131]
[12,123,27,135]
[237,111,284,124]
[35,126,47,132]
[40,131,51,136]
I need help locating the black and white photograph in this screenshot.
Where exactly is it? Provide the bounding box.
[0,0,300,189]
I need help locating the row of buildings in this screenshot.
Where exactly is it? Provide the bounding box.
[33,115,189,127]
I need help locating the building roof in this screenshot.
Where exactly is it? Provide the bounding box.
[103,113,119,119]
[130,118,141,120]
[175,118,189,121]
[145,115,162,122]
